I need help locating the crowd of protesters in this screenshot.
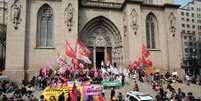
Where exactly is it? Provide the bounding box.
[28,62,127,90]
[129,67,201,101]
[0,79,38,101]
[0,79,18,93]
[155,86,197,101]
[0,63,201,101]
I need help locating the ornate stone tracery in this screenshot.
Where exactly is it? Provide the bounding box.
[95,35,106,47]
[10,0,22,30]
[65,3,75,32]
[80,16,123,65]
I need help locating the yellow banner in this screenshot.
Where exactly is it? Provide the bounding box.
[43,86,83,101]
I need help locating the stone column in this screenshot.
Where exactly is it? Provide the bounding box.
[4,0,28,82]
[93,46,96,68]
[64,0,79,64]
[104,46,107,63]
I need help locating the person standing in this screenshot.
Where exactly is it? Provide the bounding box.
[117,92,123,101]
[39,95,45,101]
[184,92,195,101]
[76,90,81,101]
[58,92,65,101]
[177,88,185,101]
[133,81,139,91]
[185,74,190,86]
[111,88,116,100]
[66,93,71,101]
[159,87,165,101]
[122,74,125,86]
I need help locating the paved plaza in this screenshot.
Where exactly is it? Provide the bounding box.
[103,80,201,100]
[29,79,201,100]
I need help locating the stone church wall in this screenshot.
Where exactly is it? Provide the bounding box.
[4,0,182,81]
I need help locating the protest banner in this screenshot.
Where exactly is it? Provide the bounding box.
[102,80,122,88]
[84,84,103,96]
[43,85,83,101]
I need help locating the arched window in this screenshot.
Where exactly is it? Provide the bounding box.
[36,4,53,48]
[146,13,158,49]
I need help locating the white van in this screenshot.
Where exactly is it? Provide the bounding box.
[125,91,155,101]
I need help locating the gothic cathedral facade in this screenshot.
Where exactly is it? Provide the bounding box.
[4,0,182,81]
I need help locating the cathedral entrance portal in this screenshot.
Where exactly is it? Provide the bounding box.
[80,16,123,68]
[96,48,104,69]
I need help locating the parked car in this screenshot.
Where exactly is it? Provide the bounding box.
[125,91,155,101]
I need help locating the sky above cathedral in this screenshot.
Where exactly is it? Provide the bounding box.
[175,0,191,6]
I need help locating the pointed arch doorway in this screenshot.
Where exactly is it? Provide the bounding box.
[80,16,123,68]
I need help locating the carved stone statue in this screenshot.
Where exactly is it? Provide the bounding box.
[123,11,128,36]
[130,8,138,34]
[169,12,176,33]
[65,3,75,31]
[10,0,21,30]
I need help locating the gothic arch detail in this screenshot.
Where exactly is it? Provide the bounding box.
[36,4,53,47]
[145,12,158,49]
[80,16,123,64]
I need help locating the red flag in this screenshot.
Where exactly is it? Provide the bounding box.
[72,58,78,65]
[40,66,52,77]
[71,83,77,101]
[65,41,76,59]
[76,39,92,64]
[77,39,90,56]
[141,44,150,58]
[144,59,153,67]
[138,57,145,64]
[133,61,140,69]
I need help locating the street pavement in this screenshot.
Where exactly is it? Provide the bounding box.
[103,79,201,100]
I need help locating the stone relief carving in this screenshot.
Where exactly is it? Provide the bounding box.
[169,12,176,35]
[10,0,22,30]
[95,35,106,47]
[65,3,75,32]
[130,8,138,35]
[123,11,128,37]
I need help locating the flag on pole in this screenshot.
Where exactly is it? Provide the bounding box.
[79,63,85,69]
[144,59,153,67]
[70,83,77,101]
[72,58,78,65]
[141,44,150,58]
[58,65,68,74]
[77,39,90,56]
[47,59,53,69]
[65,40,76,59]
[56,50,62,59]
[40,66,52,77]
[76,39,92,64]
